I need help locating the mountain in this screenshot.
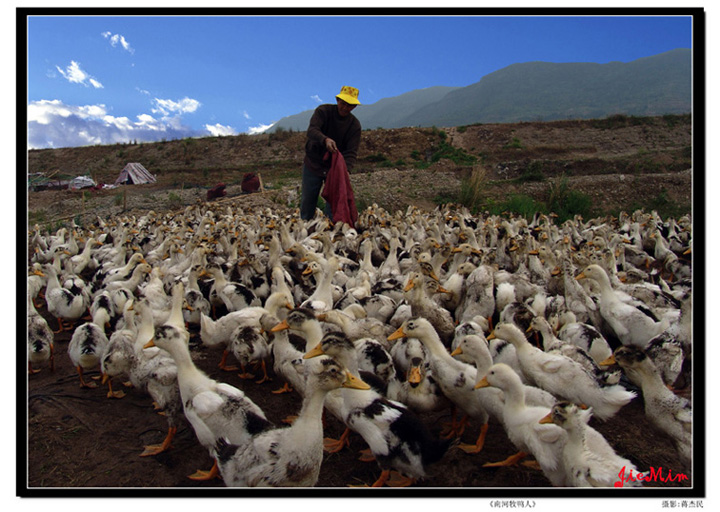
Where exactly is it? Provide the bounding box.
[271,85,460,132]
[271,48,691,131]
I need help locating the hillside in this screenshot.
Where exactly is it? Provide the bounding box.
[271,49,691,131]
[26,114,693,228]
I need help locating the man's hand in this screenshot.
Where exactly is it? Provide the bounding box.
[325,137,338,153]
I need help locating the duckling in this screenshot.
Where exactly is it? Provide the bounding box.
[488,323,635,420]
[475,363,567,486]
[601,346,691,466]
[145,310,273,481]
[305,331,451,487]
[539,401,643,487]
[214,357,369,487]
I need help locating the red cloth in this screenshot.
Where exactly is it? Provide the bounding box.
[321,151,358,228]
[206,183,227,201]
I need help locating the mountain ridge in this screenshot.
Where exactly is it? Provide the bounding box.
[271,48,691,131]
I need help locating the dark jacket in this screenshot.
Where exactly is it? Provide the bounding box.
[303,104,361,176]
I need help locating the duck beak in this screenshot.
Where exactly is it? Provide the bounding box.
[271,320,290,332]
[144,338,156,349]
[387,326,407,341]
[599,355,616,366]
[403,279,415,292]
[474,376,490,389]
[343,372,371,390]
[450,346,463,357]
[538,412,554,425]
[407,366,422,385]
[303,343,325,359]
[575,272,586,280]
[486,332,496,341]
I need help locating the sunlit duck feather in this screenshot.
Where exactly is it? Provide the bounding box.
[214,357,369,487]
[145,311,272,481]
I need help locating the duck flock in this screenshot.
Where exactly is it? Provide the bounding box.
[27,199,693,488]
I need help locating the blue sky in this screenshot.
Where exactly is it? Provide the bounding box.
[25,13,694,149]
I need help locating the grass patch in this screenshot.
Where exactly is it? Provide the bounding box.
[430,141,477,166]
[546,176,595,223]
[503,137,523,149]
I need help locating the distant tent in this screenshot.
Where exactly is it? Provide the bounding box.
[114,163,156,186]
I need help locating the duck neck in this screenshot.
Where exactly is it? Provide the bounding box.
[295,384,329,430]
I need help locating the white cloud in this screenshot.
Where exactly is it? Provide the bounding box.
[151,97,201,117]
[248,123,274,135]
[136,87,150,95]
[56,61,103,88]
[27,99,204,149]
[311,94,322,103]
[243,110,251,120]
[205,123,237,137]
[102,31,134,54]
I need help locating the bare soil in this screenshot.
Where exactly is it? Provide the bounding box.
[24,115,696,493]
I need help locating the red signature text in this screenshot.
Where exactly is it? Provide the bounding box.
[615,466,689,487]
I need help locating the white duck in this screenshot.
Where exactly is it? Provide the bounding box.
[214,357,369,487]
[539,401,643,487]
[43,263,90,333]
[475,363,567,486]
[575,264,670,348]
[488,323,635,420]
[601,346,692,467]
[144,297,273,481]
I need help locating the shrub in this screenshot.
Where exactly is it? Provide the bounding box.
[517,161,545,182]
[458,166,488,211]
[503,137,523,149]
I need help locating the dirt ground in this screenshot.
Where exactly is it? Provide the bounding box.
[24,116,696,494]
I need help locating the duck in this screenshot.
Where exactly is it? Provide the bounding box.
[475,363,567,486]
[601,346,691,467]
[388,336,450,415]
[539,401,643,487]
[104,295,181,456]
[206,265,261,313]
[403,272,455,347]
[556,310,614,365]
[317,308,394,349]
[43,263,91,333]
[68,307,110,389]
[27,293,54,374]
[144,296,273,481]
[488,323,635,420]
[575,264,670,348]
[305,331,451,487]
[214,357,370,487]
[454,261,495,326]
[229,323,272,384]
[182,265,212,328]
[388,317,500,454]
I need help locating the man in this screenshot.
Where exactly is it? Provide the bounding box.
[300,85,361,221]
